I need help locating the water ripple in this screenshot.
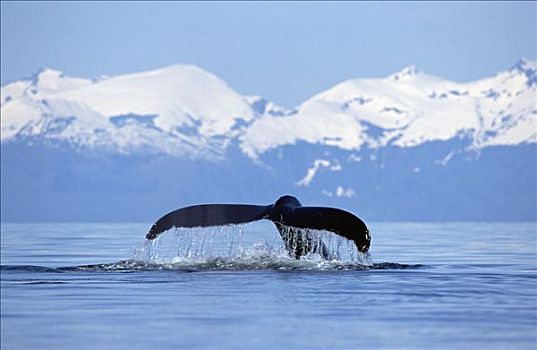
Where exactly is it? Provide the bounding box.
[1,259,423,273]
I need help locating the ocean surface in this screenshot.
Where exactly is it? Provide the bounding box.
[1,221,536,349]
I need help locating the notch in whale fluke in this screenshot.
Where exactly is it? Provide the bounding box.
[146,195,370,258]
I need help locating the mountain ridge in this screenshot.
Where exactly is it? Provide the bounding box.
[2,59,535,160]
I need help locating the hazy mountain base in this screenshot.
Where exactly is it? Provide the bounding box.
[1,141,535,222]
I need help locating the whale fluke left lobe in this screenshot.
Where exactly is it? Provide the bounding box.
[146,204,271,240]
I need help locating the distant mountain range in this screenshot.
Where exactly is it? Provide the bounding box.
[1,60,536,222]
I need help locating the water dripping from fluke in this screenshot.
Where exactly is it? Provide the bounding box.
[107,225,421,272]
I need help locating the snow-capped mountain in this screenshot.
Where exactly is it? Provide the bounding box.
[1,65,256,159]
[1,60,536,222]
[2,59,535,159]
[240,60,536,158]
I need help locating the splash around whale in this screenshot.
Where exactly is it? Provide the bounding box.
[146,195,371,260]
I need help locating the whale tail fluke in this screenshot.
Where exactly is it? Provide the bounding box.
[145,196,370,258]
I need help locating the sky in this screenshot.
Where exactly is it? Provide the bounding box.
[1,1,536,108]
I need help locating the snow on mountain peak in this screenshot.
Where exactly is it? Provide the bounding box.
[33,67,63,81]
[509,58,537,86]
[56,63,255,136]
[1,60,535,160]
[1,64,255,158]
[240,61,536,158]
[511,58,537,71]
[35,68,92,95]
[389,65,422,80]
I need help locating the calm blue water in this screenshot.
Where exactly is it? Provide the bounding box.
[1,222,536,349]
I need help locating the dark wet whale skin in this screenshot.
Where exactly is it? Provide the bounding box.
[146,195,370,258]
